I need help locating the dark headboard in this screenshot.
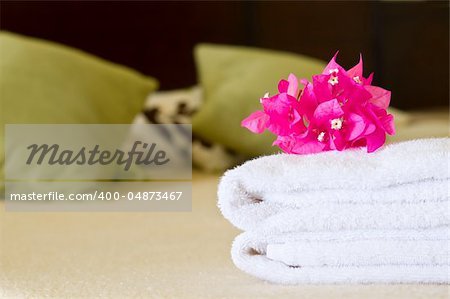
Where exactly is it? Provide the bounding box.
[1,1,448,110]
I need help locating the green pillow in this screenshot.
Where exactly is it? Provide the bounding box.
[192,44,326,157]
[0,32,158,189]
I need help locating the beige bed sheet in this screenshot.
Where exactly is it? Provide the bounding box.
[0,110,448,298]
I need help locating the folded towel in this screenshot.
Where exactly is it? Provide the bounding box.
[218,138,449,284]
[218,138,449,230]
[232,228,449,284]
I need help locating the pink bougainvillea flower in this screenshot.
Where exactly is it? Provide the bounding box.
[242,53,395,154]
[346,54,374,86]
[240,110,269,134]
[241,73,306,137]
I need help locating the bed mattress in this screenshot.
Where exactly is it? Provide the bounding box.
[0,110,448,298]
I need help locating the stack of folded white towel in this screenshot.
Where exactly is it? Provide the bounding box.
[218,138,449,284]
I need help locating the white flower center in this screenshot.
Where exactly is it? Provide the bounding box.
[353,76,362,84]
[329,68,339,74]
[260,92,270,103]
[317,132,326,142]
[328,76,339,86]
[331,118,343,130]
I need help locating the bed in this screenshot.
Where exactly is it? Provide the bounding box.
[1,111,448,298]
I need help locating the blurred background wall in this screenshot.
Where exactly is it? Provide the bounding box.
[1,0,448,110]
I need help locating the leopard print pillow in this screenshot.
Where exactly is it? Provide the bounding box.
[132,86,243,172]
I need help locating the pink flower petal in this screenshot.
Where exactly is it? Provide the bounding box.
[298,81,318,120]
[335,73,372,105]
[313,98,344,126]
[347,113,366,140]
[366,102,396,136]
[312,74,333,103]
[241,110,269,134]
[287,73,299,98]
[278,79,289,93]
[330,130,346,151]
[292,139,326,154]
[273,135,295,153]
[381,113,395,135]
[347,53,363,78]
[365,85,391,109]
[365,128,386,153]
[263,93,290,114]
[365,73,374,85]
[322,51,341,74]
[292,108,303,125]
[364,123,377,135]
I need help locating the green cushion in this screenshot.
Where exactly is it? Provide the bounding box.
[0,32,158,188]
[192,44,326,157]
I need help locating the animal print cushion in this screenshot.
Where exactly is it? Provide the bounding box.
[132,86,243,172]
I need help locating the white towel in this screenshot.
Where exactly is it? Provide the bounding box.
[218,138,449,231]
[232,228,449,284]
[218,138,450,284]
